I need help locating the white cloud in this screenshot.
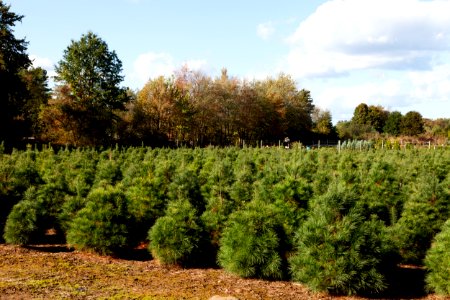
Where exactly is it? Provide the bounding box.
[408,64,450,101]
[279,0,450,122]
[314,78,407,122]
[283,0,450,78]
[257,22,275,40]
[30,55,53,69]
[29,54,56,78]
[127,52,209,88]
[182,59,208,72]
[128,52,175,87]
[312,61,450,123]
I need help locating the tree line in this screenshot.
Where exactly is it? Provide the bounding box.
[336,103,448,140]
[1,2,448,149]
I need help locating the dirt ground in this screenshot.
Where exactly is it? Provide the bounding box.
[0,244,445,300]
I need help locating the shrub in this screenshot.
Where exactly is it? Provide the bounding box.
[92,152,123,187]
[425,219,450,296]
[167,164,204,213]
[148,199,207,266]
[389,174,450,264]
[3,199,38,244]
[218,200,289,279]
[289,184,395,296]
[1,151,41,235]
[3,184,67,244]
[66,185,130,255]
[125,180,166,245]
[58,195,87,233]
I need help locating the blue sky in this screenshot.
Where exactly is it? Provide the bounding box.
[10,0,450,122]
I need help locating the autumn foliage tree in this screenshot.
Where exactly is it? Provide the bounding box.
[126,69,316,147]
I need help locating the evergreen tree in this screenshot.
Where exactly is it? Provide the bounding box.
[4,183,66,244]
[425,219,450,296]
[148,199,208,266]
[218,200,290,279]
[390,173,450,264]
[0,1,31,145]
[289,184,396,295]
[66,185,131,255]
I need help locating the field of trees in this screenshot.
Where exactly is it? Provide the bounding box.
[1,145,449,297]
[2,2,450,298]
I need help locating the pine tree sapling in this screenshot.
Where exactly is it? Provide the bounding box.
[425,219,450,296]
[218,200,289,279]
[125,180,166,245]
[3,199,38,245]
[289,184,395,295]
[66,185,130,255]
[4,184,67,244]
[390,174,450,264]
[148,199,207,266]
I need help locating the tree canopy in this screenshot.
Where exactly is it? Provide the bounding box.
[0,1,31,144]
[1,2,447,148]
[41,31,129,146]
[55,31,128,110]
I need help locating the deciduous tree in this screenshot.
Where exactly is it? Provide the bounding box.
[383,111,402,136]
[401,111,424,136]
[312,107,333,136]
[51,31,128,145]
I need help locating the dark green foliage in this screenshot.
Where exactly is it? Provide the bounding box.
[125,179,167,245]
[19,66,51,137]
[401,111,424,136]
[4,183,66,244]
[148,199,207,266]
[289,184,395,295]
[218,200,290,279]
[0,2,32,145]
[360,160,404,225]
[0,146,449,298]
[167,163,204,213]
[93,156,123,187]
[0,150,41,242]
[66,185,130,255]
[390,173,450,264]
[53,31,129,146]
[3,199,38,245]
[58,195,87,233]
[425,219,450,296]
[55,31,128,110]
[383,111,402,136]
[201,154,237,247]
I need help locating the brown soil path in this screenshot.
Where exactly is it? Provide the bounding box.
[0,244,444,300]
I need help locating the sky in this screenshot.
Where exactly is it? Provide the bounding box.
[9,0,450,123]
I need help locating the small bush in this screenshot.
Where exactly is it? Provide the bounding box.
[148,199,206,266]
[3,199,38,245]
[289,184,395,296]
[424,219,450,296]
[3,184,67,245]
[58,195,88,233]
[125,181,166,245]
[66,185,130,255]
[390,175,450,264]
[218,200,289,279]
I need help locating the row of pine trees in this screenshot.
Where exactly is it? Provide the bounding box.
[1,146,449,296]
